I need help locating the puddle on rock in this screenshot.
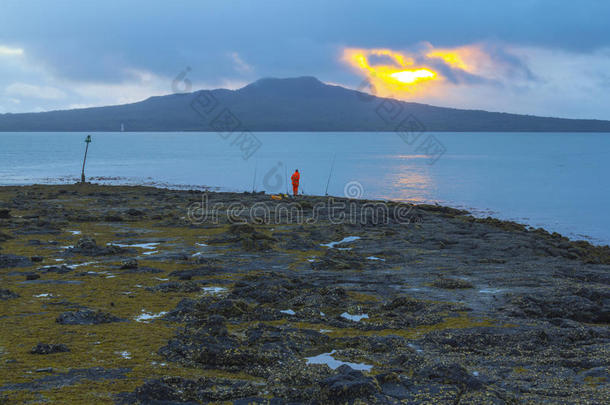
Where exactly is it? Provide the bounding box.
[341,312,369,322]
[110,242,159,250]
[479,288,505,294]
[116,351,132,359]
[320,236,361,249]
[134,310,168,323]
[306,350,372,371]
[201,286,227,295]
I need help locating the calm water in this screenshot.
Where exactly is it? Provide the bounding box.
[1,132,609,244]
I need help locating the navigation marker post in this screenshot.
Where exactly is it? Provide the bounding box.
[81,135,92,183]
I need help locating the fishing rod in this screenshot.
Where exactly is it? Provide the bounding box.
[284,163,289,195]
[252,160,257,193]
[324,153,336,196]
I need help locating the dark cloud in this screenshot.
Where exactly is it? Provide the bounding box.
[1,0,609,84]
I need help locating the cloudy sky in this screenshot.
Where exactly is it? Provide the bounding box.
[1,0,610,119]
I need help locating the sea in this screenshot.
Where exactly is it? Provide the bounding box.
[1,131,608,245]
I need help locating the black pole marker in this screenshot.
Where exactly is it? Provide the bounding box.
[81,135,92,183]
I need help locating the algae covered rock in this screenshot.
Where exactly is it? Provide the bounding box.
[147,281,201,293]
[319,365,380,403]
[64,236,130,256]
[120,258,138,269]
[30,343,70,355]
[124,376,260,403]
[56,309,125,325]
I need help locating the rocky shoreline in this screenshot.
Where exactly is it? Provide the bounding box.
[0,184,608,404]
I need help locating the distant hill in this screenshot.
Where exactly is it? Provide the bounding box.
[1,76,610,132]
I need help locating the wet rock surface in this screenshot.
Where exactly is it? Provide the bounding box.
[0,184,608,403]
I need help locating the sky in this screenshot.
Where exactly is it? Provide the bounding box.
[1,0,610,119]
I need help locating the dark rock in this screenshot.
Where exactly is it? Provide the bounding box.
[431,277,474,289]
[0,289,19,300]
[163,298,198,322]
[310,249,366,270]
[319,365,380,403]
[230,272,304,304]
[26,273,40,280]
[27,239,57,246]
[383,296,426,312]
[147,252,190,261]
[63,236,131,257]
[508,290,609,323]
[0,254,32,268]
[56,309,125,325]
[159,327,241,367]
[122,266,163,274]
[245,323,329,353]
[76,236,97,250]
[124,376,259,404]
[30,343,70,355]
[208,223,276,251]
[0,209,10,219]
[274,231,318,250]
[416,362,483,390]
[39,265,73,274]
[192,256,221,266]
[125,208,145,217]
[208,299,250,318]
[30,255,44,262]
[169,267,221,279]
[120,258,138,269]
[339,335,412,353]
[147,281,201,293]
[0,367,130,392]
[228,223,256,235]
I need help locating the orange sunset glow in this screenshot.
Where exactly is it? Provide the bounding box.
[342,48,438,96]
[342,45,487,98]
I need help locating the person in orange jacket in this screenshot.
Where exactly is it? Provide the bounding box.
[291,169,300,196]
